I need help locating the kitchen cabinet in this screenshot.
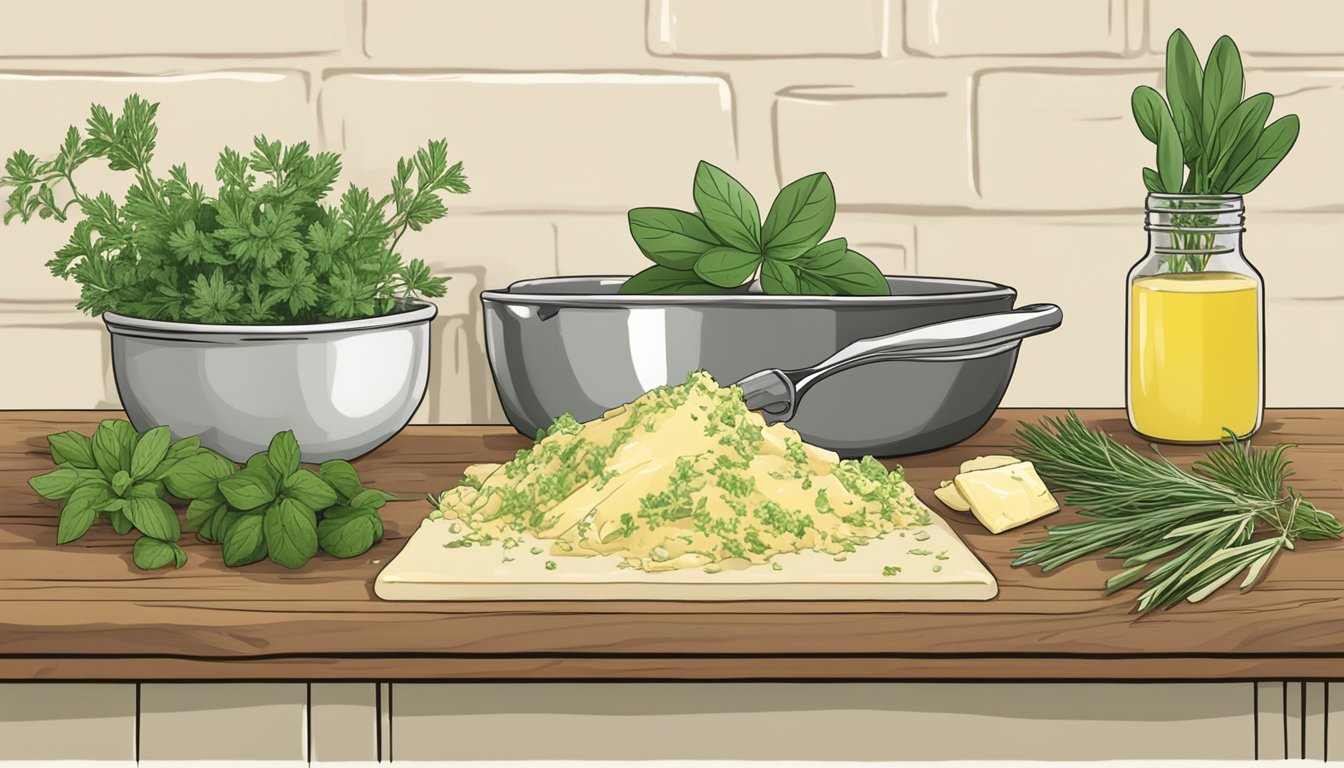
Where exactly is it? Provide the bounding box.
[2,410,1342,761]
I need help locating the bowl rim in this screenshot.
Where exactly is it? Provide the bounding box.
[480,275,1016,308]
[102,299,438,336]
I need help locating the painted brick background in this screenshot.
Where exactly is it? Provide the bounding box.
[0,0,1340,420]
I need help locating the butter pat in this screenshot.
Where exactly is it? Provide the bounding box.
[953,461,1059,534]
[934,480,971,512]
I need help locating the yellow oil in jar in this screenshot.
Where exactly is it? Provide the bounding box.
[1129,271,1260,442]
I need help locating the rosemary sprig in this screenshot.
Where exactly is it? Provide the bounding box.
[1011,413,1340,612]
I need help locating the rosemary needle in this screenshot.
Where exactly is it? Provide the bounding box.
[1010,412,1340,612]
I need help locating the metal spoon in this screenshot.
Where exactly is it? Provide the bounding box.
[734,303,1063,423]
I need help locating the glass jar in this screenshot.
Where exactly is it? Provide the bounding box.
[1126,194,1264,443]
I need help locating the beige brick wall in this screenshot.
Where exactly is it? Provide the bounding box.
[0,0,1340,419]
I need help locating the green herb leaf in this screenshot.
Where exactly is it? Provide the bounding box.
[1130,86,1168,146]
[1205,92,1273,185]
[318,512,380,558]
[91,419,136,477]
[132,537,186,570]
[56,484,110,544]
[111,470,132,497]
[151,435,203,480]
[693,246,763,288]
[219,470,278,511]
[221,514,267,566]
[350,488,396,511]
[108,510,133,535]
[282,469,338,510]
[627,207,720,270]
[29,467,86,500]
[1224,114,1300,194]
[617,265,727,295]
[129,426,172,480]
[1141,167,1164,193]
[1164,29,1204,161]
[761,172,835,261]
[185,497,223,533]
[267,430,301,478]
[1201,35,1245,142]
[319,460,364,501]
[264,497,319,569]
[47,431,97,469]
[122,496,180,542]
[692,161,761,252]
[165,452,237,500]
[759,258,800,294]
[1155,106,1185,193]
[793,240,889,296]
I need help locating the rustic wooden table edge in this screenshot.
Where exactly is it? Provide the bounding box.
[3,408,1342,682]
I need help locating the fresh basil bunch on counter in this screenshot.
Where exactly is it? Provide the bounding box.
[29,420,392,570]
[620,161,890,296]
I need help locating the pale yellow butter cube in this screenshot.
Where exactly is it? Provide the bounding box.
[953,461,1059,534]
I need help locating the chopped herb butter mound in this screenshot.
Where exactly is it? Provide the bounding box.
[430,371,931,572]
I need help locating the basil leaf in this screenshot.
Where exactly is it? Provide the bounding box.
[29,467,85,500]
[350,488,396,511]
[692,161,761,252]
[318,512,379,559]
[111,470,132,497]
[1201,35,1244,142]
[1206,92,1272,186]
[108,510,133,535]
[264,497,319,569]
[693,246,762,288]
[322,504,365,520]
[221,515,267,567]
[319,460,363,501]
[627,207,719,270]
[165,452,238,500]
[245,451,270,473]
[618,265,727,295]
[150,436,203,481]
[56,484,111,544]
[267,430,301,478]
[1225,114,1300,194]
[219,469,278,511]
[129,426,172,480]
[759,259,800,295]
[185,496,223,533]
[761,172,835,260]
[91,420,134,477]
[1164,29,1204,160]
[1156,105,1184,193]
[1131,86,1167,146]
[794,242,889,296]
[127,480,163,499]
[282,469,338,510]
[132,537,184,570]
[1142,167,1164,193]
[47,431,97,469]
[210,507,244,543]
[122,496,181,541]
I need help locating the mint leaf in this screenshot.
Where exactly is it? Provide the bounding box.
[264,498,319,569]
[693,247,762,289]
[282,469,338,510]
[318,460,363,501]
[123,496,180,542]
[761,172,835,261]
[165,452,237,500]
[222,515,267,566]
[692,161,761,253]
[47,431,96,469]
[318,512,379,559]
[618,265,727,295]
[132,537,184,570]
[627,208,719,270]
[219,469,278,511]
[267,430,301,478]
[29,467,85,500]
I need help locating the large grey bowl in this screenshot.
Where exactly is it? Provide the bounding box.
[103,301,437,462]
[482,276,1057,457]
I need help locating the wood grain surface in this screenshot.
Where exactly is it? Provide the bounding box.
[2,409,1342,681]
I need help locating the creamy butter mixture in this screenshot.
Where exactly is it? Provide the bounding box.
[430,371,931,572]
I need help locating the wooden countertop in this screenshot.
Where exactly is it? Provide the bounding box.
[2,409,1342,682]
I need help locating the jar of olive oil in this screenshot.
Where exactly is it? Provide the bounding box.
[1126,194,1264,443]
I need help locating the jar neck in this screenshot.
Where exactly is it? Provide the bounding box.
[1145,194,1244,272]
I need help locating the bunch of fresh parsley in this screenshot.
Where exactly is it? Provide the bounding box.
[29,420,392,570]
[619,161,889,296]
[1,94,469,324]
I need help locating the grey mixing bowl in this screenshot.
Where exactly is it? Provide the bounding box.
[104,300,436,462]
[482,276,1060,457]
